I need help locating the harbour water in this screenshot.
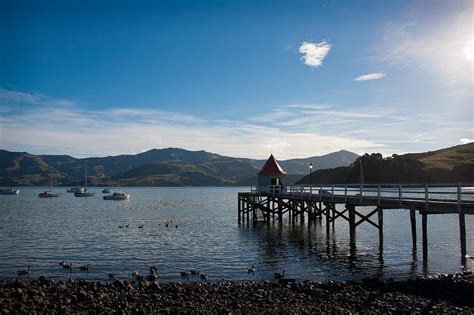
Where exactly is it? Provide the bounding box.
[0,187,472,282]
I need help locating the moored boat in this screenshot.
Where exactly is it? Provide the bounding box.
[103,192,130,200]
[38,191,60,198]
[67,187,85,193]
[0,188,20,195]
[74,165,95,197]
[38,168,60,198]
[102,188,112,193]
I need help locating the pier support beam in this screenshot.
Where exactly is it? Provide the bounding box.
[459,213,466,261]
[378,207,383,250]
[348,205,356,242]
[238,196,241,224]
[410,209,417,250]
[422,212,428,261]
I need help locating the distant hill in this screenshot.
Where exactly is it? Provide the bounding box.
[297,143,474,184]
[0,148,358,186]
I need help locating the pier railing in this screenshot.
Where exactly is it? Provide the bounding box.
[251,183,474,206]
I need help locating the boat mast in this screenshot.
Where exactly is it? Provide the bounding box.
[85,165,88,189]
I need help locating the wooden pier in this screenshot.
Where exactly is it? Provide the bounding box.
[238,183,474,262]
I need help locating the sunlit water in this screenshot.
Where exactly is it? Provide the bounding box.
[0,187,472,282]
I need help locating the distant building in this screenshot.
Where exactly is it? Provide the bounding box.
[257,154,287,193]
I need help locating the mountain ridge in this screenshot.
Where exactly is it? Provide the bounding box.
[0,148,358,186]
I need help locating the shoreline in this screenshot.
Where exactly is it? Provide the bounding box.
[1,272,473,313]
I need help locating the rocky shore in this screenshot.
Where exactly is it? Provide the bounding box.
[1,272,473,314]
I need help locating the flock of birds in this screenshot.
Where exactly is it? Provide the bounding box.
[118,218,178,230]
[16,262,295,284]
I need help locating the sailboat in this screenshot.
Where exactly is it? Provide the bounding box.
[74,165,95,197]
[38,168,60,198]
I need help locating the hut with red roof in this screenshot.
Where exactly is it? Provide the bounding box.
[257,154,287,192]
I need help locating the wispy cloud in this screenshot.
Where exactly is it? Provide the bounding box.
[353,72,386,81]
[298,41,331,68]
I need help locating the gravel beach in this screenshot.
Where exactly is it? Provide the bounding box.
[1,272,473,314]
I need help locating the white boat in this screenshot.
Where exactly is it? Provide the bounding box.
[103,192,130,200]
[67,187,85,193]
[38,168,60,198]
[74,165,95,197]
[0,188,20,195]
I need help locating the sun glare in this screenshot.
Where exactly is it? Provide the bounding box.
[464,38,473,63]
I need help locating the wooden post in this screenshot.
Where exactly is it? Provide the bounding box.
[278,198,283,224]
[422,212,428,261]
[460,213,467,261]
[332,206,335,227]
[349,205,356,242]
[246,197,250,224]
[325,204,330,234]
[301,201,305,225]
[238,195,241,224]
[378,207,383,250]
[410,209,417,251]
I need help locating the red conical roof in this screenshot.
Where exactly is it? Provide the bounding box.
[258,154,287,176]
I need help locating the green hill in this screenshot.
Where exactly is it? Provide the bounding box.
[0,148,358,186]
[297,143,474,184]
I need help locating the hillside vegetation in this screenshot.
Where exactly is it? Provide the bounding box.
[298,143,474,184]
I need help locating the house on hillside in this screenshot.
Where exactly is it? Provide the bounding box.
[257,154,287,193]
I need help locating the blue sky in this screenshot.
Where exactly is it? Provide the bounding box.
[0,0,472,159]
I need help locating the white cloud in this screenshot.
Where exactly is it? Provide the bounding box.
[353,72,386,81]
[460,138,474,144]
[298,41,331,68]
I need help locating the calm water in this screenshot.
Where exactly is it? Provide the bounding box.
[0,187,472,282]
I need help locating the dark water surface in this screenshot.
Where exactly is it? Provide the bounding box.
[0,187,472,282]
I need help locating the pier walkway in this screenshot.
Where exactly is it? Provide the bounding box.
[238,183,474,262]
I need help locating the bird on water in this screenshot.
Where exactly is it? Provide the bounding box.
[17,266,30,276]
[248,264,256,273]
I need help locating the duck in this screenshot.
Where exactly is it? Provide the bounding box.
[80,264,90,271]
[278,278,296,285]
[175,224,178,228]
[180,271,190,277]
[248,264,256,273]
[138,225,144,229]
[118,225,123,228]
[190,270,200,275]
[165,223,169,228]
[200,273,208,281]
[17,266,30,276]
[63,262,73,270]
[125,224,130,228]
[108,273,116,279]
[273,270,285,279]
[149,266,159,274]
[58,260,66,267]
[132,271,140,278]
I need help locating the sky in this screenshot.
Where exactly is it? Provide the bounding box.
[0,0,473,159]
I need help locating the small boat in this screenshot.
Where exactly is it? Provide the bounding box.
[67,187,85,193]
[103,192,130,200]
[0,188,20,195]
[38,168,60,198]
[74,166,95,197]
[38,191,60,198]
[102,188,111,193]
